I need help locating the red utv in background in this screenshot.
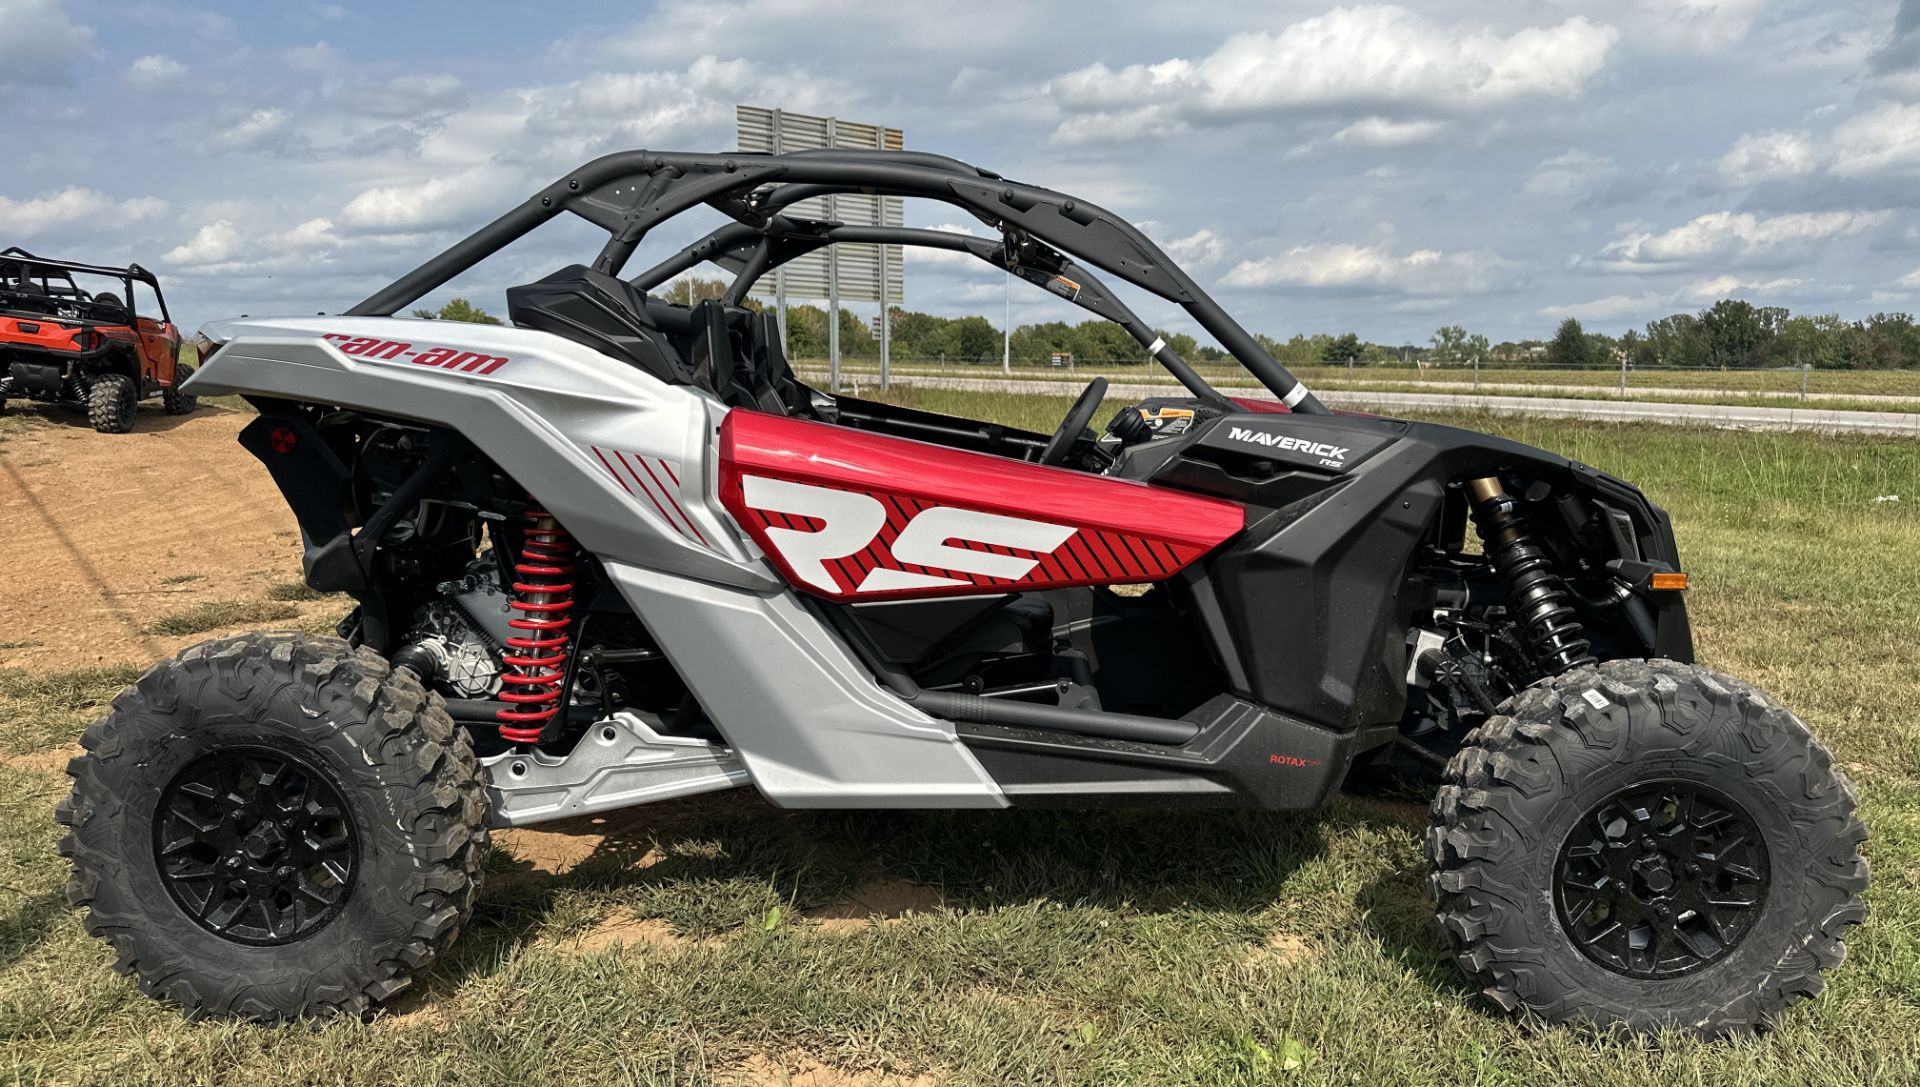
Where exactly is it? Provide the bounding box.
[0,247,195,432]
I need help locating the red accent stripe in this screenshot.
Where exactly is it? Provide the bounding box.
[614,450,687,541]
[591,446,633,494]
[640,456,709,546]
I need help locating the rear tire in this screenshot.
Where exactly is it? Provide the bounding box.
[1426,659,1868,1037]
[57,632,489,1022]
[162,363,197,415]
[87,374,136,433]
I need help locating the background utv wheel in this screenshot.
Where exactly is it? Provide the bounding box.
[56,632,488,1023]
[1426,659,1868,1037]
[162,363,197,415]
[87,374,136,433]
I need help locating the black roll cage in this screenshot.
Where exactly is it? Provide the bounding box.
[345,149,1326,414]
[0,247,171,323]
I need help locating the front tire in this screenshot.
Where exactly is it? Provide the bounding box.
[1426,659,1868,1037]
[162,363,197,415]
[87,374,136,433]
[57,632,488,1022]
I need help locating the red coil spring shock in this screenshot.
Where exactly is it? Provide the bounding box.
[496,507,578,744]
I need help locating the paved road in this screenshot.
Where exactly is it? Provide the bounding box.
[810,372,1920,435]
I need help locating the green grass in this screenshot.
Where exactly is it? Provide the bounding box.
[0,396,1916,1083]
[142,599,301,636]
[265,578,328,602]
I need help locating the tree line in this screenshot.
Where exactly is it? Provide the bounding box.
[416,282,1920,371]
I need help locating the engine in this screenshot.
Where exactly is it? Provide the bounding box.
[389,558,514,699]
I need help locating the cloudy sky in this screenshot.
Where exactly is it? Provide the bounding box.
[3,0,1915,347]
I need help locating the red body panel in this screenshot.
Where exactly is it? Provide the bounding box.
[1230,396,1290,414]
[0,316,181,381]
[718,411,1244,601]
[0,316,97,354]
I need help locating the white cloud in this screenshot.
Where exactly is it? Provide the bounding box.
[339,178,464,233]
[164,220,245,267]
[1543,273,1810,321]
[126,54,186,89]
[210,108,297,154]
[1044,7,1619,145]
[514,56,850,162]
[1829,102,1920,178]
[1591,209,1887,271]
[1539,292,1667,321]
[0,0,97,87]
[1330,117,1449,148]
[1678,274,1805,300]
[1160,228,1226,267]
[904,223,994,269]
[0,188,166,236]
[1523,149,1616,198]
[1223,243,1513,296]
[166,217,344,275]
[1630,0,1765,52]
[1716,131,1819,185]
[1712,103,1920,186]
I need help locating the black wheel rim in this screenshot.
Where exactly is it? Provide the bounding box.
[1555,781,1769,979]
[152,746,358,946]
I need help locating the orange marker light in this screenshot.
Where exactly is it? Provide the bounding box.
[1650,572,1689,591]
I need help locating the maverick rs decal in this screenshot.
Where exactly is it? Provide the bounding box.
[1227,427,1351,468]
[1194,414,1405,475]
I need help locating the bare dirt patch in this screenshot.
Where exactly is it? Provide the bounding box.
[1254,933,1315,967]
[0,407,317,671]
[805,877,943,934]
[0,745,81,774]
[489,807,689,889]
[726,1052,940,1087]
[575,909,688,952]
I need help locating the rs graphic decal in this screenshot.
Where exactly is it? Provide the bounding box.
[717,410,1246,602]
[741,476,1079,594]
[588,445,709,548]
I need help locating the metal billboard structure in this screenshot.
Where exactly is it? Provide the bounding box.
[735,105,904,390]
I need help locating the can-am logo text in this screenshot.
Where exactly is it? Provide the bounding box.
[322,333,511,376]
[1228,427,1349,466]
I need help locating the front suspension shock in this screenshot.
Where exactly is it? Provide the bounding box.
[496,507,578,744]
[1466,476,1595,675]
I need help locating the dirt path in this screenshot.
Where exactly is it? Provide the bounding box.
[0,403,320,672]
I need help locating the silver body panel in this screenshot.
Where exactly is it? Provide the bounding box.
[481,712,750,826]
[189,316,1008,815]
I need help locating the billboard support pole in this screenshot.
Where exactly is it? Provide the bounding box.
[827,118,841,392]
[771,109,788,351]
[1002,274,1012,375]
[879,243,891,393]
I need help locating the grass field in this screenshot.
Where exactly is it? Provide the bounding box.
[0,390,1917,1084]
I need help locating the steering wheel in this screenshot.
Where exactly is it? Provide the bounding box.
[1039,377,1108,467]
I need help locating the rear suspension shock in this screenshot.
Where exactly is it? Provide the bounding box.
[496,506,578,744]
[1466,476,1595,675]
